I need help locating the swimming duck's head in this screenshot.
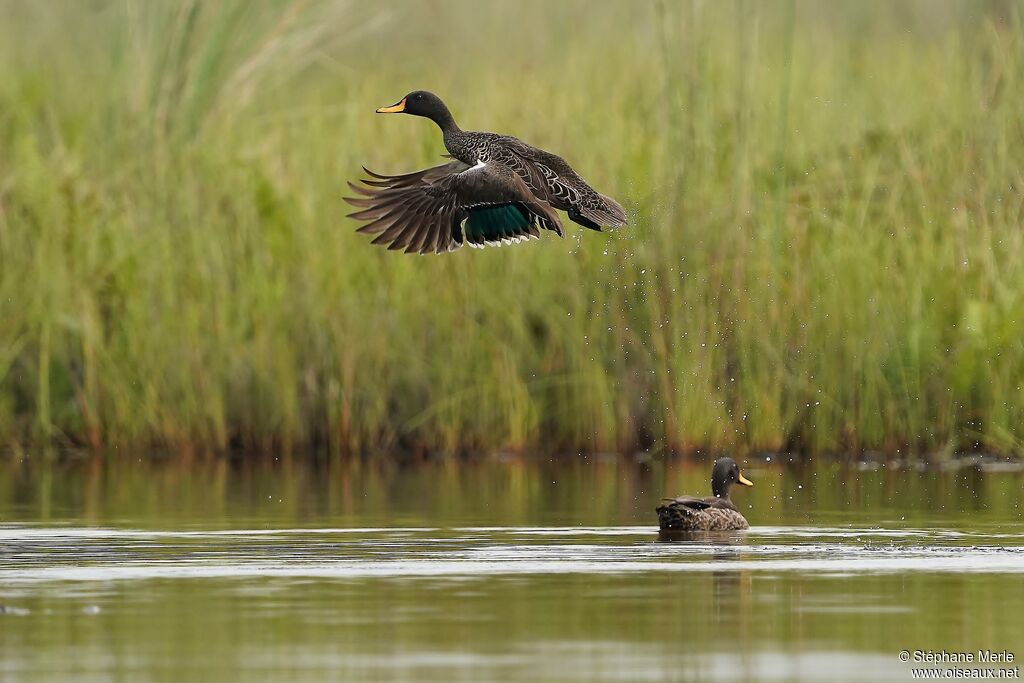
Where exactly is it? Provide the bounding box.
[711,457,753,498]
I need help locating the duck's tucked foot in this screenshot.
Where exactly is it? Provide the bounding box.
[567,208,602,232]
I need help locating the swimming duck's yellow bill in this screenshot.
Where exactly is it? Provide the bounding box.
[738,473,753,487]
[376,98,406,113]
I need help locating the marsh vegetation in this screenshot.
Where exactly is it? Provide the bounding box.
[0,1,1021,456]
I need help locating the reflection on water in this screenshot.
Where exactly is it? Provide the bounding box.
[0,455,1022,682]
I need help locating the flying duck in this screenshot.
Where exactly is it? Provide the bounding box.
[657,458,754,532]
[345,91,627,253]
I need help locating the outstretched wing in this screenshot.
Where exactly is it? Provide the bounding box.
[345,161,563,254]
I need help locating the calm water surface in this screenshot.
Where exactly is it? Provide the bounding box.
[1,455,1023,682]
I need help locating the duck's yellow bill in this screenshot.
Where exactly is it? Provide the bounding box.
[376,98,406,113]
[738,473,753,487]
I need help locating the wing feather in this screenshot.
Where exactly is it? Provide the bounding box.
[344,160,563,254]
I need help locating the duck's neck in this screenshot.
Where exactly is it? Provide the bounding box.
[712,480,731,499]
[430,104,461,137]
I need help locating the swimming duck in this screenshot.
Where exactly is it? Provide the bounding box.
[345,91,627,253]
[657,458,753,532]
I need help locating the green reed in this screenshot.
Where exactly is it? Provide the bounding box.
[0,1,1021,457]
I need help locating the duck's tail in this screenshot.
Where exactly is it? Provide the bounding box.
[656,503,701,531]
[570,193,628,231]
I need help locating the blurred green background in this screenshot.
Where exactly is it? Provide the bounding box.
[0,1,1021,457]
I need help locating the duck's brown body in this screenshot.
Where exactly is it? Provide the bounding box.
[444,130,626,231]
[656,498,749,532]
[656,458,753,533]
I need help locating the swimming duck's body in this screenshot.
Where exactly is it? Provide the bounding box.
[656,498,750,532]
[657,458,753,532]
[345,91,626,253]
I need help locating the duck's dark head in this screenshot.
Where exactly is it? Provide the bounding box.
[711,457,753,499]
[376,91,458,131]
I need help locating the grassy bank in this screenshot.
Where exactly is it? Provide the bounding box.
[0,1,1022,456]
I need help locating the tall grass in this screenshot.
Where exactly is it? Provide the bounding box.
[0,1,1022,457]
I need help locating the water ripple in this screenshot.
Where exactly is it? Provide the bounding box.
[1,524,1023,584]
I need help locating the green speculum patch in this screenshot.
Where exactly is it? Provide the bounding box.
[465,204,530,243]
